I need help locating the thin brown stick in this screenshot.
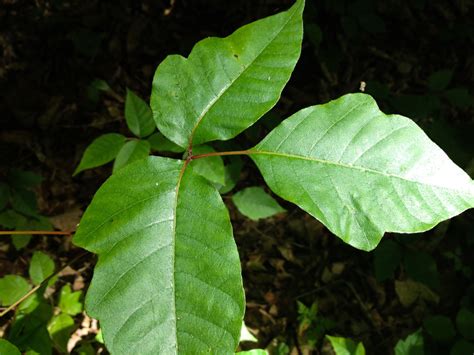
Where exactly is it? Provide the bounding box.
[0,251,89,318]
[0,230,73,236]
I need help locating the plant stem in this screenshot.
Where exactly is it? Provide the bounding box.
[0,230,73,236]
[191,149,253,160]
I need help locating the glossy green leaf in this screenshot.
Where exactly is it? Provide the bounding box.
[125,89,156,138]
[47,313,75,353]
[394,329,424,355]
[112,140,151,172]
[232,187,286,220]
[373,239,402,282]
[148,132,184,153]
[73,157,245,354]
[456,308,474,340]
[0,275,30,306]
[151,0,304,147]
[74,133,126,175]
[59,284,83,316]
[326,335,366,355]
[29,251,55,285]
[189,145,225,185]
[423,315,456,343]
[251,93,474,251]
[0,339,21,355]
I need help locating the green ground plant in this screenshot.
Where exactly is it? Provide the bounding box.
[70,0,474,353]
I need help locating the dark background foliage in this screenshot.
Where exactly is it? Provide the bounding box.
[1,0,473,353]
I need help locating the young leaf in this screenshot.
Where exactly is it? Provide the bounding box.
[73,157,245,354]
[232,187,286,220]
[47,313,75,353]
[74,133,126,175]
[394,329,424,355]
[112,140,151,172]
[125,89,156,138]
[148,132,185,153]
[251,93,474,251]
[326,335,366,355]
[189,145,226,185]
[29,251,55,285]
[0,339,21,355]
[151,0,304,147]
[0,275,30,306]
[59,284,83,316]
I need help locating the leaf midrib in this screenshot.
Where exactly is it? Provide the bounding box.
[250,149,473,195]
[188,2,300,147]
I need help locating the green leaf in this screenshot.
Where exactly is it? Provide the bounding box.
[0,339,21,355]
[444,87,473,109]
[450,339,474,355]
[394,329,424,355]
[74,133,126,175]
[403,251,439,290]
[232,187,286,220]
[113,140,151,172]
[59,284,83,316]
[9,293,53,355]
[47,313,75,353]
[326,335,366,355]
[0,275,30,306]
[189,145,225,185]
[456,308,474,340]
[8,169,43,188]
[148,132,185,153]
[11,188,38,217]
[12,234,32,250]
[373,240,402,282]
[236,350,268,355]
[219,157,243,194]
[427,70,453,91]
[0,209,26,229]
[423,315,456,343]
[125,89,156,138]
[251,93,474,251]
[0,182,10,210]
[73,157,245,354]
[29,251,55,285]
[151,0,304,147]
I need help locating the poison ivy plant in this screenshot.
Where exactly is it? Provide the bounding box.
[73,0,474,353]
